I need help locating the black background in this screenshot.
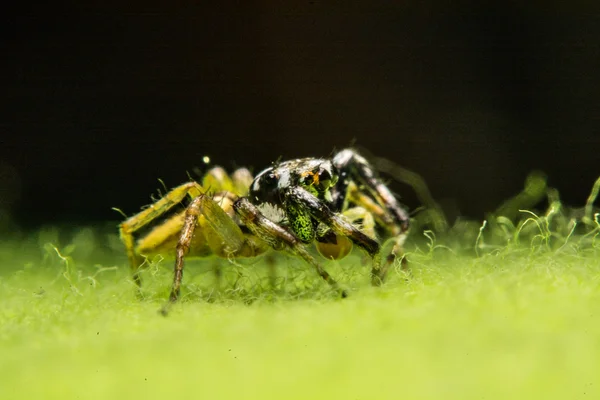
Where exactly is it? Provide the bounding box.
[1,2,599,231]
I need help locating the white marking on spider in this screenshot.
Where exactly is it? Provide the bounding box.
[257,202,287,224]
[252,167,271,192]
[277,169,291,190]
[332,149,353,166]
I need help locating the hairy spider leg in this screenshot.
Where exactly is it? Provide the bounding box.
[119,167,251,287]
[169,193,269,303]
[120,181,204,286]
[346,182,397,234]
[284,186,383,276]
[332,149,410,284]
[231,168,254,197]
[201,166,253,197]
[233,197,348,298]
[346,182,409,284]
[332,148,410,232]
[315,206,376,260]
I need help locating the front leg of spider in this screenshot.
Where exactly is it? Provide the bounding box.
[160,193,267,315]
[284,186,383,272]
[332,149,411,284]
[233,197,347,297]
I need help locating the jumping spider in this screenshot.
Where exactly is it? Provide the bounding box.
[119,148,410,303]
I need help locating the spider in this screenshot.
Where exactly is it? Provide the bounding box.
[119,148,410,304]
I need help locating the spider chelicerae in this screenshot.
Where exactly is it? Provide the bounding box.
[119,148,410,304]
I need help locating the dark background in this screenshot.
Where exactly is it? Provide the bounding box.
[1,2,599,231]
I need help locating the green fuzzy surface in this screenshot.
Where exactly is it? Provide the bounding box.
[1,224,599,400]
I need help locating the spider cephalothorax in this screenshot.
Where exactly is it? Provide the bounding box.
[119,148,410,306]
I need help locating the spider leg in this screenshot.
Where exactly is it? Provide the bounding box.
[315,206,376,260]
[119,181,204,286]
[332,148,410,232]
[169,193,267,304]
[346,182,397,235]
[327,201,407,284]
[121,167,253,291]
[233,197,347,297]
[339,206,377,239]
[345,182,410,284]
[231,168,254,197]
[332,149,411,284]
[374,233,409,286]
[201,166,251,196]
[199,167,255,280]
[285,186,383,276]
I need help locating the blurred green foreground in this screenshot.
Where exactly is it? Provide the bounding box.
[1,219,599,400]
